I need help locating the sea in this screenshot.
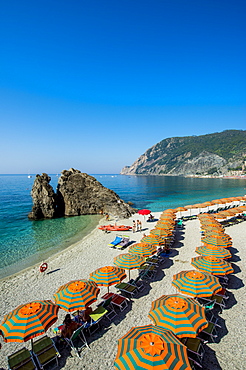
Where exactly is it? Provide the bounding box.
[0,174,245,279]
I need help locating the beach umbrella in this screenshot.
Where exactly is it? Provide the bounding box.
[114,324,192,370]
[191,256,234,275]
[155,223,174,230]
[138,209,151,218]
[202,236,231,248]
[54,279,100,312]
[128,243,157,257]
[89,266,126,293]
[141,235,164,245]
[0,300,59,343]
[172,270,221,298]
[114,253,145,279]
[195,245,232,259]
[175,207,187,218]
[148,294,208,338]
[202,232,231,242]
[150,229,172,238]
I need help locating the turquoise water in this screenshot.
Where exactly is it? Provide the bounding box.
[0,174,245,279]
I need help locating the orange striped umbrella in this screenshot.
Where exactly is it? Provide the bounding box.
[172,270,221,297]
[195,245,232,259]
[114,253,145,279]
[202,232,231,242]
[89,266,126,293]
[191,256,234,275]
[150,229,173,238]
[148,294,208,338]
[54,280,100,312]
[114,324,192,370]
[202,236,231,248]
[0,300,59,343]
[141,235,164,245]
[128,243,156,257]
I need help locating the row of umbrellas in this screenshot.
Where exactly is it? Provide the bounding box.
[115,198,241,368]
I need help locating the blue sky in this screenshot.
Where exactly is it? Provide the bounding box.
[1,0,245,174]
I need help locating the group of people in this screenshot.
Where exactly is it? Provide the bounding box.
[132,219,142,233]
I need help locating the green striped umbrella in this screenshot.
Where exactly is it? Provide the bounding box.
[172,270,221,298]
[89,266,126,293]
[148,295,208,338]
[201,236,231,248]
[195,245,232,259]
[114,253,145,279]
[114,324,192,370]
[191,256,234,275]
[141,235,164,245]
[0,300,59,343]
[54,280,100,312]
[128,243,156,257]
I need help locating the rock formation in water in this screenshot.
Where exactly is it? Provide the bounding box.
[121,130,246,176]
[28,169,135,220]
[28,173,57,220]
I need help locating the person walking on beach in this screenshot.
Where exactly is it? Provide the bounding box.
[132,220,136,233]
[139,220,142,232]
[136,220,140,232]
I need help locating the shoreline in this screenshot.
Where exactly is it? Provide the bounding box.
[0,214,102,281]
[0,211,245,369]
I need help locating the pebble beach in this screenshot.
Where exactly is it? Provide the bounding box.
[0,211,245,370]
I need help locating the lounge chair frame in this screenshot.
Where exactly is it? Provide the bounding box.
[7,347,37,370]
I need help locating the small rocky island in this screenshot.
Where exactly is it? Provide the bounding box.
[28,169,134,220]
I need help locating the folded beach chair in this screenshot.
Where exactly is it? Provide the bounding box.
[115,237,130,249]
[108,236,122,248]
[8,347,37,370]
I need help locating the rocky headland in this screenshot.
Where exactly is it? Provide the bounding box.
[28,169,135,220]
[121,130,246,177]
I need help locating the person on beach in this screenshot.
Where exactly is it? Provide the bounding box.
[132,220,136,233]
[139,220,142,232]
[136,220,140,231]
[81,306,93,323]
[61,314,81,338]
[105,213,109,221]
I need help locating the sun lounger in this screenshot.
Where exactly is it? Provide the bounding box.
[101,292,129,311]
[115,237,130,249]
[64,325,89,358]
[115,282,138,298]
[87,306,108,334]
[32,335,61,368]
[8,347,37,370]
[108,236,122,248]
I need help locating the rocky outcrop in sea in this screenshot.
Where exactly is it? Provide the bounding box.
[28,169,135,220]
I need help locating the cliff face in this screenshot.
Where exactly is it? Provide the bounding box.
[121,130,246,176]
[29,169,134,220]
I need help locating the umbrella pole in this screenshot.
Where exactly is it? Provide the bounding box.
[128,270,131,281]
[107,286,109,294]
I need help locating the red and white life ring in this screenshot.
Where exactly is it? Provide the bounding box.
[39,262,48,273]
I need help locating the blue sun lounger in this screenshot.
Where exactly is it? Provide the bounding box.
[108,236,122,248]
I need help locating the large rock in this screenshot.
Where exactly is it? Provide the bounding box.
[28,173,57,220]
[56,169,134,218]
[28,169,135,220]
